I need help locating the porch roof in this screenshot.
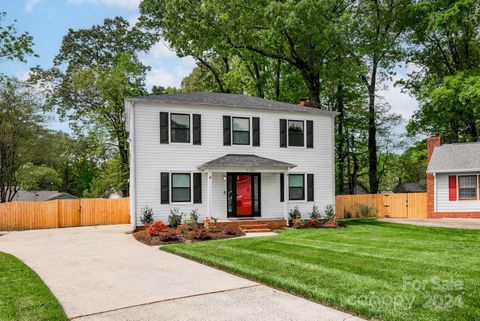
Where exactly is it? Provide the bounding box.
[197,154,296,171]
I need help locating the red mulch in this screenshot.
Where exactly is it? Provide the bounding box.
[133,226,245,246]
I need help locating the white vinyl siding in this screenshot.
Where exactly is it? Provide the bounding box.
[436,173,480,212]
[131,102,335,225]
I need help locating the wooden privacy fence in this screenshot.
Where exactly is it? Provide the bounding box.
[335,192,427,219]
[0,198,130,231]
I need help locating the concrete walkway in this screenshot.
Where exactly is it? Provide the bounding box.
[0,225,363,321]
[379,218,480,229]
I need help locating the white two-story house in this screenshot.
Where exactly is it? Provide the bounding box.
[126,93,336,227]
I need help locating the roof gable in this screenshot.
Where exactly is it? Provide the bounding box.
[427,142,480,173]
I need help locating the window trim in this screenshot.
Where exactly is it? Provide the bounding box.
[457,174,479,201]
[287,119,306,147]
[288,173,306,201]
[231,116,251,146]
[170,113,192,144]
[171,172,192,204]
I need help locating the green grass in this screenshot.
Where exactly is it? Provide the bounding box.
[0,252,67,321]
[163,219,480,321]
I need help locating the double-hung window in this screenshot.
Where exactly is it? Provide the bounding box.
[288,120,304,147]
[232,117,250,145]
[171,173,191,202]
[171,113,190,143]
[458,175,477,200]
[289,174,304,200]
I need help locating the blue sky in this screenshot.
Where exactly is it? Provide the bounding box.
[2,0,417,134]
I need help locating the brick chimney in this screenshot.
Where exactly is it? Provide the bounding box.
[426,135,440,218]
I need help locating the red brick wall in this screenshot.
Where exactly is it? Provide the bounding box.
[426,136,440,218]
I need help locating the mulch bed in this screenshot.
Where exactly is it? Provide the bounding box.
[133,227,245,246]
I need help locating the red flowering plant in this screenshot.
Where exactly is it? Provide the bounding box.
[147,221,169,236]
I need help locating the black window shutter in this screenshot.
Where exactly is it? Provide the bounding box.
[193,173,202,204]
[193,114,201,145]
[307,174,314,201]
[306,120,314,148]
[223,116,231,146]
[160,112,169,144]
[280,119,287,147]
[161,172,170,204]
[280,173,284,202]
[252,117,260,146]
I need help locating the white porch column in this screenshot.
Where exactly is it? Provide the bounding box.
[207,170,212,218]
[284,169,290,225]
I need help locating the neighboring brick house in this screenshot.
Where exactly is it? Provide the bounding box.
[426,136,480,218]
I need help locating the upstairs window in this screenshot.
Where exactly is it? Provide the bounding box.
[458,175,477,200]
[232,117,250,145]
[289,174,305,201]
[288,120,304,147]
[171,113,190,143]
[171,173,191,202]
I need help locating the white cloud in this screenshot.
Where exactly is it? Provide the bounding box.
[381,75,419,123]
[66,0,140,9]
[127,14,140,27]
[25,0,42,12]
[148,41,178,59]
[145,57,196,90]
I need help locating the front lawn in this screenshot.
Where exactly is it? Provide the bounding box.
[163,219,480,321]
[0,252,67,321]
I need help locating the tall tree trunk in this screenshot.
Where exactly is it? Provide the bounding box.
[367,60,379,194]
[300,69,320,107]
[335,83,346,194]
[274,59,281,100]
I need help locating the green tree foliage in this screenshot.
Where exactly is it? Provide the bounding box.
[0,77,45,202]
[139,0,350,107]
[16,163,62,191]
[405,0,480,143]
[29,17,154,196]
[0,12,36,63]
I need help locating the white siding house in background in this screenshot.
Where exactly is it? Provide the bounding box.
[427,136,480,218]
[126,93,337,226]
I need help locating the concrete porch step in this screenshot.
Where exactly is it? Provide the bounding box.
[239,224,272,233]
[241,228,272,233]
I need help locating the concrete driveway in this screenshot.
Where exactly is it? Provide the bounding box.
[0,225,363,321]
[380,218,480,229]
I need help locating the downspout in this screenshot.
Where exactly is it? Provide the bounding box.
[128,101,136,229]
[284,168,290,226]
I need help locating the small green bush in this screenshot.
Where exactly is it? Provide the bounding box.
[288,206,302,225]
[140,206,154,226]
[168,208,183,227]
[186,209,199,230]
[324,204,335,220]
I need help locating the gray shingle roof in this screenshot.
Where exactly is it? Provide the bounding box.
[127,93,337,116]
[198,154,296,170]
[427,142,480,173]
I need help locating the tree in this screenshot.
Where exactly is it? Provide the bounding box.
[350,0,411,193]
[139,0,350,107]
[68,53,147,196]
[16,163,62,191]
[0,12,36,63]
[0,77,45,202]
[29,17,154,196]
[405,0,480,142]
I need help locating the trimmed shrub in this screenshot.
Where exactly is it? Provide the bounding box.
[147,221,168,236]
[188,228,212,240]
[140,206,154,226]
[159,230,180,242]
[288,206,302,226]
[222,227,243,236]
[186,209,199,230]
[168,208,183,227]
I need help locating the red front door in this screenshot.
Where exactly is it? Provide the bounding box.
[236,175,252,216]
